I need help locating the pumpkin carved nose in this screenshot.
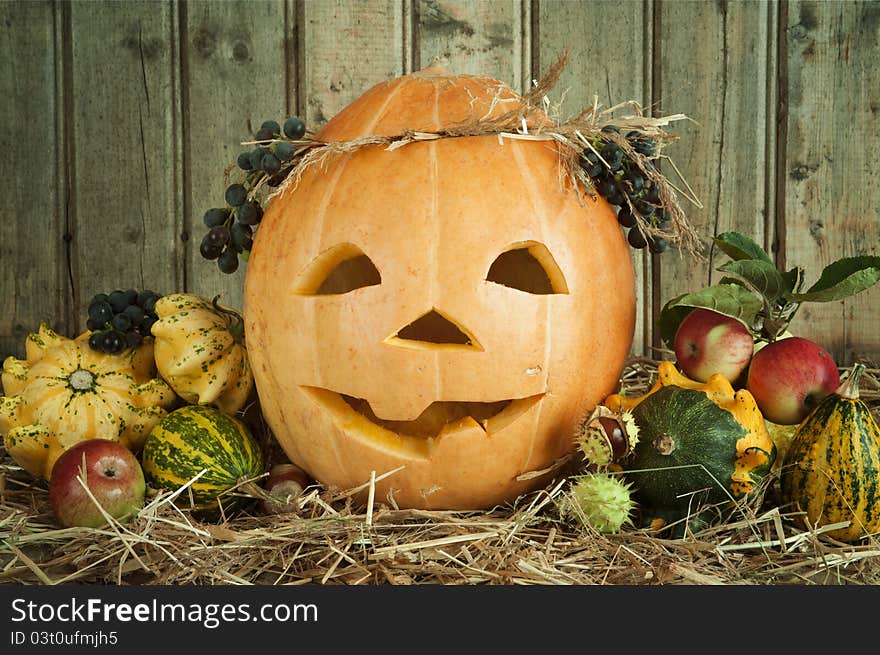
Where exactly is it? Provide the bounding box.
[384,308,482,351]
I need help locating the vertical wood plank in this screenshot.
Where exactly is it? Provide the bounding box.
[537,0,653,355]
[655,0,775,347]
[300,0,408,130]
[415,0,524,88]
[68,0,183,329]
[183,0,290,309]
[0,1,66,360]
[782,0,880,365]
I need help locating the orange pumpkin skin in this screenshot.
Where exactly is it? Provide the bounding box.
[244,68,636,509]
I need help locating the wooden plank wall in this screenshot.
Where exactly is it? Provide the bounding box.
[1,0,878,366]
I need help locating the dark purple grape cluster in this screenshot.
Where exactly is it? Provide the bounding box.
[86,289,161,354]
[200,117,307,274]
[581,127,670,254]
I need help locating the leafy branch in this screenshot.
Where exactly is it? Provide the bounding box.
[659,231,880,347]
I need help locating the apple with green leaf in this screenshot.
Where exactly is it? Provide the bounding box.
[746,336,840,425]
[49,439,146,528]
[673,308,755,383]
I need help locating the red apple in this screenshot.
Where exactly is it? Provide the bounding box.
[49,439,146,528]
[746,336,840,425]
[674,308,755,383]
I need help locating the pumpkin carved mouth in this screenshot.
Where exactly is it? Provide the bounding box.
[300,386,544,457]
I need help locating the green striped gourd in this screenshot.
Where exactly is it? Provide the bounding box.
[781,363,880,542]
[142,404,264,511]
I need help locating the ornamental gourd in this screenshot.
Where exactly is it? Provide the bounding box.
[142,404,264,511]
[781,363,880,542]
[605,361,776,532]
[244,66,636,509]
[0,324,176,479]
[151,294,254,415]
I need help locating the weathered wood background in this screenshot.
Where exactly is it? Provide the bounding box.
[1,0,878,364]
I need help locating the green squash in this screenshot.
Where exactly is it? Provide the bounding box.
[781,363,880,543]
[142,404,264,513]
[605,362,776,534]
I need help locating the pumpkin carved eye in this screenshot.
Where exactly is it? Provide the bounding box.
[292,243,381,295]
[486,241,569,294]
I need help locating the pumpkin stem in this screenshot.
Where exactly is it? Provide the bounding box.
[68,368,96,392]
[211,295,246,345]
[836,363,866,401]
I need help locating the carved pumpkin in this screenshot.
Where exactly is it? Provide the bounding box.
[244,66,636,509]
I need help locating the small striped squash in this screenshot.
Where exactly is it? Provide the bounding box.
[781,363,880,542]
[142,405,264,511]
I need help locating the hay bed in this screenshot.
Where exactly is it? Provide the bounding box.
[2,357,880,587]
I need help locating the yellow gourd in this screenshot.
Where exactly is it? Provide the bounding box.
[151,294,254,415]
[0,324,176,479]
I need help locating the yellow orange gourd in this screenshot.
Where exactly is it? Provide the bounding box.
[0,324,176,479]
[244,66,637,509]
[151,294,254,415]
[605,361,776,531]
[781,363,880,542]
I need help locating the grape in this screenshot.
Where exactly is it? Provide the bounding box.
[203,207,228,228]
[142,295,158,314]
[635,137,657,156]
[600,143,623,171]
[136,290,157,307]
[635,199,656,218]
[103,331,126,354]
[141,315,157,334]
[236,201,261,226]
[218,248,239,274]
[649,236,668,254]
[126,330,144,349]
[123,304,144,324]
[283,117,306,140]
[206,225,230,248]
[274,141,295,161]
[255,127,274,142]
[123,289,138,306]
[86,318,104,332]
[92,293,109,305]
[225,183,248,207]
[88,300,113,324]
[261,152,281,173]
[267,169,291,187]
[230,222,253,249]
[111,314,131,332]
[237,151,254,171]
[260,120,281,135]
[200,235,223,260]
[108,290,128,313]
[617,207,636,228]
[627,226,648,249]
[88,332,104,352]
[623,170,645,194]
[601,125,620,135]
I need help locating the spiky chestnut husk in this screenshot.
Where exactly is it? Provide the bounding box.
[561,472,635,534]
[575,405,640,468]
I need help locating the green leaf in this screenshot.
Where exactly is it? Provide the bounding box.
[713,232,773,264]
[787,256,880,302]
[717,259,786,302]
[658,283,763,348]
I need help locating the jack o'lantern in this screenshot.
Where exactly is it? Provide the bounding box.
[243,66,636,509]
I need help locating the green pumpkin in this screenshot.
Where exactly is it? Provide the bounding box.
[142,404,264,513]
[605,361,776,534]
[781,364,880,543]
